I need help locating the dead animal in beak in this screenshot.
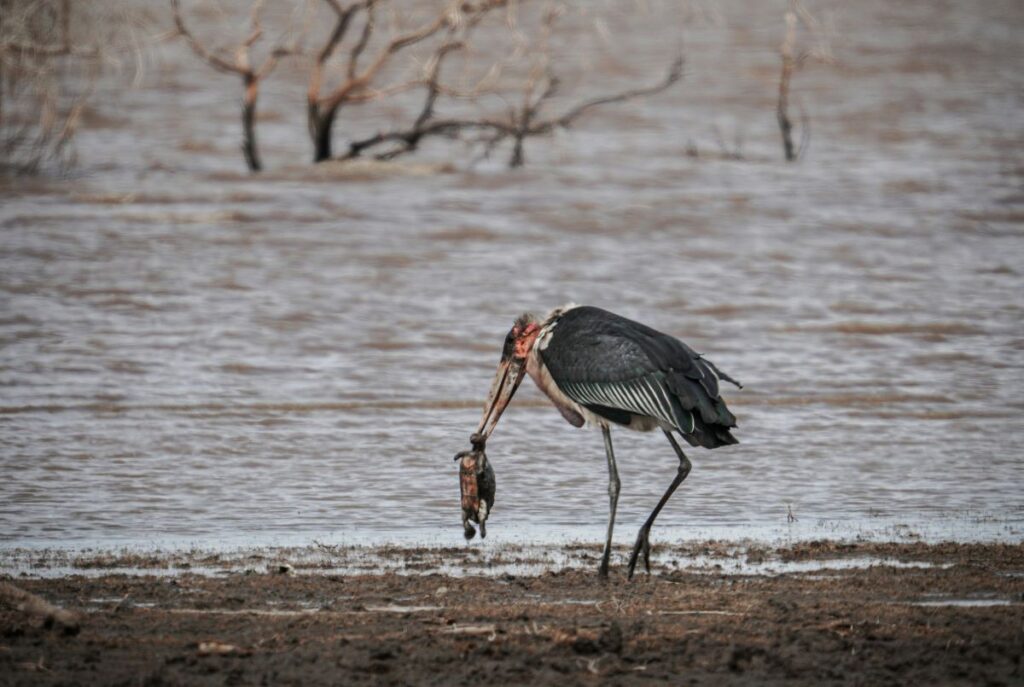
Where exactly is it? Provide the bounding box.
[455,441,496,540]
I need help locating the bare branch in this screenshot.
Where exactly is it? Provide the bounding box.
[246,0,267,44]
[171,0,245,75]
[335,3,684,169]
[356,37,465,159]
[308,0,370,111]
[390,13,448,53]
[346,117,514,160]
[345,78,425,103]
[317,0,366,66]
[347,2,376,78]
[415,38,463,128]
[341,8,450,101]
[341,0,505,161]
[545,54,684,132]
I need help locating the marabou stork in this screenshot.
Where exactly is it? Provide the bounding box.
[474,304,742,579]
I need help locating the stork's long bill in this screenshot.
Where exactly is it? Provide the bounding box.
[475,353,527,440]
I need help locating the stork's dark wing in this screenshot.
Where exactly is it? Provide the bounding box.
[540,306,740,448]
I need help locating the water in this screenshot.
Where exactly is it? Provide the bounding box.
[1,0,1023,551]
[0,543,959,580]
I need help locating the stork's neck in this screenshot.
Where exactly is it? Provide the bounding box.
[525,345,543,384]
[524,314,587,429]
[524,312,558,384]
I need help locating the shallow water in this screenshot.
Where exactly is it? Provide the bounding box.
[0,541,960,580]
[908,598,1015,608]
[1,0,1023,550]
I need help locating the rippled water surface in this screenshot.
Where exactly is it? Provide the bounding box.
[2,0,1023,549]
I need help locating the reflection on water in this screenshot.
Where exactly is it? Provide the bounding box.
[1,0,1023,549]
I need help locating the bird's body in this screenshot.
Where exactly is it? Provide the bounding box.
[524,304,739,446]
[472,303,741,579]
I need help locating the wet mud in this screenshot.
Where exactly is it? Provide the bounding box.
[2,541,1022,685]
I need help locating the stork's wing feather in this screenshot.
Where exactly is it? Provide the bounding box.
[540,306,740,448]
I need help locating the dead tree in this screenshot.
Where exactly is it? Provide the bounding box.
[777,9,797,161]
[776,0,833,162]
[503,56,683,168]
[341,1,497,161]
[171,0,296,172]
[342,4,684,168]
[0,0,121,173]
[342,39,464,160]
[306,0,464,162]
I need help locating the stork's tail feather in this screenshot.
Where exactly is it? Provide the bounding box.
[665,367,739,449]
[682,413,739,449]
[699,356,743,390]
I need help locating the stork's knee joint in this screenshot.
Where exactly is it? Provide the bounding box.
[678,457,692,478]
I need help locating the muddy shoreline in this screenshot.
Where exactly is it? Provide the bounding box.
[2,541,1022,685]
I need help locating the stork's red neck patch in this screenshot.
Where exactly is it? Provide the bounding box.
[514,322,540,358]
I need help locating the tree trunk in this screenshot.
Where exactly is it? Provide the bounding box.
[777,11,797,162]
[308,102,338,163]
[509,132,525,168]
[777,60,795,162]
[241,76,261,172]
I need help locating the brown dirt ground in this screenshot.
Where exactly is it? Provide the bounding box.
[1,541,1023,686]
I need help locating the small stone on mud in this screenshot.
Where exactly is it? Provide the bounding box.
[197,642,247,657]
[370,647,395,661]
[571,636,600,655]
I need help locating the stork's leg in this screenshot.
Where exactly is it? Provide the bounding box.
[627,429,692,580]
[599,424,621,578]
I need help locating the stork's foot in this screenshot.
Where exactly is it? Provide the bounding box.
[627,527,652,580]
[598,547,611,578]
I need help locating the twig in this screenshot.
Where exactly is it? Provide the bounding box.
[548,54,683,132]
[347,2,376,78]
[171,0,243,75]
